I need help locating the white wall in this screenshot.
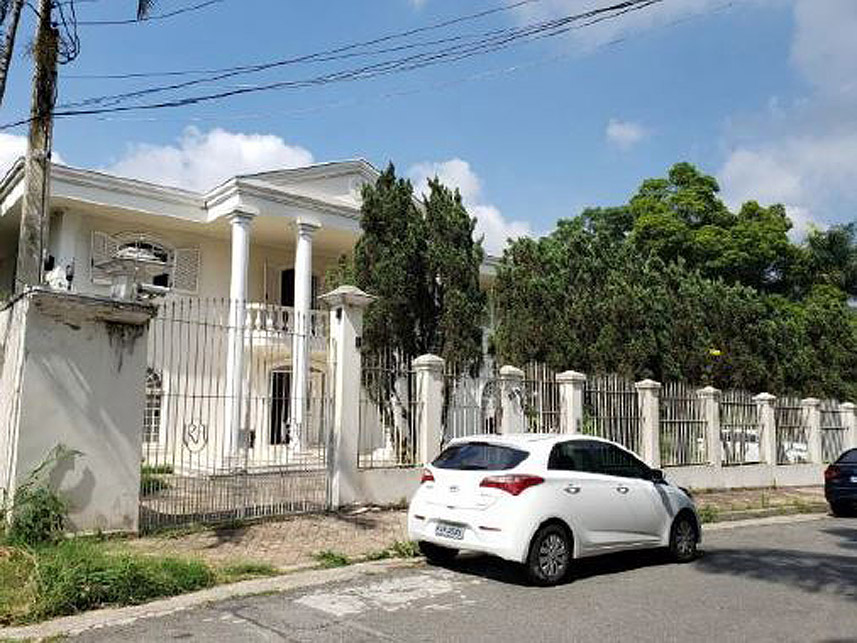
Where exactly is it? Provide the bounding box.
[8,290,154,533]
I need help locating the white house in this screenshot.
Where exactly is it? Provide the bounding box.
[0,159,499,476]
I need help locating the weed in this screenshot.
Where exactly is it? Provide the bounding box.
[313,550,350,568]
[217,562,279,582]
[30,539,214,622]
[4,445,80,546]
[697,505,720,524]
[388,540,419,558]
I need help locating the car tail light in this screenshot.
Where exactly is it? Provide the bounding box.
[825,465,841,481]
[421,468,435,484]
[480,474,544,496]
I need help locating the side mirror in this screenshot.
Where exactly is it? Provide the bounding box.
[649,468,665,484]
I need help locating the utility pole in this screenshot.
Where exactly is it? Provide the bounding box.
[0,0,26,106]
[14,0,58,293]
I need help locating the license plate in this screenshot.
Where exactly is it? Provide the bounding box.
[851,476,857,483]
[435,523,464,540]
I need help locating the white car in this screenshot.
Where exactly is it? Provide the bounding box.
[408,434,700,585]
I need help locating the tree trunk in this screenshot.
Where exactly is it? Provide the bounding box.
[15,0,57,292]
[0,0,25,107]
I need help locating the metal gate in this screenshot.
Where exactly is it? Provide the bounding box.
[140,298,333,532]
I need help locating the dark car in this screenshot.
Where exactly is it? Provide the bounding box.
[824,448,857,516]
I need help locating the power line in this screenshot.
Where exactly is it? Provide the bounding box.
[64,0,540,80]
[1,0,663,129]
[57,0,659,110]
[77,0,224,26]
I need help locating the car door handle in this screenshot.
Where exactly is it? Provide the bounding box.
[564,484,581,495]
[616,485,629,494]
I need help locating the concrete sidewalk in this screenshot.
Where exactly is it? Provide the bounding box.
[120,486,826,571]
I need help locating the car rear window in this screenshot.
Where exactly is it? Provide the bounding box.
[837,449,857,465]
[432,442,529,470]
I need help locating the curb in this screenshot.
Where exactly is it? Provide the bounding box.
[0,558,422,641]
[703,511,828,532]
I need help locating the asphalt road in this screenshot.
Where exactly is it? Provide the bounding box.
[74,516,857,643]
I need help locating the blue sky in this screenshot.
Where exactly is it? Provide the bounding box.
[2,0,856,252]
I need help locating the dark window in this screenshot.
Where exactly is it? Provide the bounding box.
[270,369,291,445]
[280,269,295,307]
[548,441,592,471]
[587,442,650,479]
[433,442,529,471]
[837,449,857,465]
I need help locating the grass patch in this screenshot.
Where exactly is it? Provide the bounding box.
[697,505,720,524]
[313,550,351,569]
[365,540,420,562]
[0,540,215,626]
[216,562,280,583]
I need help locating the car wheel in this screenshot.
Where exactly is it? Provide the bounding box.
[830,501,852,517]
[526,523,572,586]
[669,514,698,563]
[418,541,458,565]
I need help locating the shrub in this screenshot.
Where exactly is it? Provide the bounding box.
[6,486,66,546]
[313,550,350,568]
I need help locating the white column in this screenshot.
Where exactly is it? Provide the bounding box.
[841,402,857,450]
[319,285,376,508]
[289,218,321,450]
[697,386,722,466]
[414,354,445,464]
[635,379,662,467]
[557,370,586,434]
[802,397,822,464]
[499,365,525,435]
[753,392,777,466]
[224,208,256,459]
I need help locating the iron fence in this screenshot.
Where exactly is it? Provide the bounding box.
[582,374,641,452]
[358,351,421,468]
[522,363,561,433]
[774,397,809,465]
[443,365,500,443]
[821,399,847,463]
[141,297,332,533]
[660,382,707,466]
[720,390,761,465]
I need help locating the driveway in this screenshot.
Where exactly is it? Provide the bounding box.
[71,516,857,642]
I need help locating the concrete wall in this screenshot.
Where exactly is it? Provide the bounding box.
[666,463,824,491]
[346,468,421,507]
[2,289,154,533]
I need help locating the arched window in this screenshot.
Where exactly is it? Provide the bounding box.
[144,369,163,443]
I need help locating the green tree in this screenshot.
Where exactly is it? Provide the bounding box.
[331,164,486,372]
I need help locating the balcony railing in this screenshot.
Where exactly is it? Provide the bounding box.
[245,302,328,341]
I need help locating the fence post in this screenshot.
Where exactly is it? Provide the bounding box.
[499,365,525,434]
[319,285,376,509]
[557,371,586,434]
[841,402,857,450]
[753,393,777,466]
[802,398,822,464]
[414,354,445,464]
[697,386,722,466]
[635,379,661,468]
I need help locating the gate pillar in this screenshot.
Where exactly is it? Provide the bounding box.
[319,286,376,509]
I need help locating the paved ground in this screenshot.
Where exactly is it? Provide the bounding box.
[70,515,857,643]
[124,487,824,570]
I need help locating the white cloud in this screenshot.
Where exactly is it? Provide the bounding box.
[408,158,532,254]
[605,118,647,150]
[716,0,857,237]
[104,126,314,191]
[0,133,66,176]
